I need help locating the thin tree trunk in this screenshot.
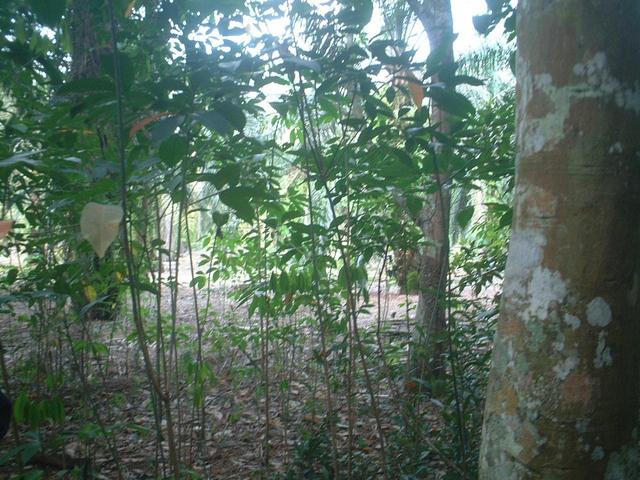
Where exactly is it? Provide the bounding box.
[480,1,640,478]
[407,0,454,378]
[71,0,121,322]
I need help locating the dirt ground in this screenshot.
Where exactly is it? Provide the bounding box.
[1,251,449,479]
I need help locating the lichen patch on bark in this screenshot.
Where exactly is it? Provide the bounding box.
[586,297,612,327]
[594,331,613,368]
[563,313,581,330]
[554,354,579,380]
[524,267,567,322]
[519,51,640,159]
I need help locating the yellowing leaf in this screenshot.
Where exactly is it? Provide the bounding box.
[124,0,136,17]
[80,203,123,258]
[0,220,13,240]
[84,285,97,302]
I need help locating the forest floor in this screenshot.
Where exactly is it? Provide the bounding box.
[0,252,465,479]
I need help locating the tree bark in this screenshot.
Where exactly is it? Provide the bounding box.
[480,1,640,478]
[70,0,120,322]
[407,0,454,378]
[70,0,101,80]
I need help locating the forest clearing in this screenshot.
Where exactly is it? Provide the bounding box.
[0,0,638,479]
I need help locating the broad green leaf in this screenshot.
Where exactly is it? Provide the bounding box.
[152,116,182,143]
[338,0,373,31]
[199,164,242,189]
[456,205,475,229]
[215,101,246,132]
[388,147,416,170]
[473,14,493,35]
[5,268,18,285]
[159,134,189,165]
[426,86,476,116]
[453,75,485,87]
[196,111,233,135]
[212,211,229,227]
[21,442,41,465]
[29,0,65,26]
[219,187,255,223]
[499,208,513,229]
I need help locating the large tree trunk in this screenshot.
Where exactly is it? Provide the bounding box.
[407,0,454,378]
[480,1,640,478]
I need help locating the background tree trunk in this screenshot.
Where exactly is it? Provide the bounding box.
[480,1,640,478]
[407,0,454,379]
[70,0,101,80]
[71,0,119,322]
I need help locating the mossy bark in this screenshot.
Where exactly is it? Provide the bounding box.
[480,1,640,478]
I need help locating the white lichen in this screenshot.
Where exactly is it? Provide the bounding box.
[552,333,566,352]
[594,331,613,368]
[608,142,623,154]
[605,444,640,480]
[503,229,547,299]
[592,446,605,461]
[554,354,578,380]
[564,313,581,330]
[523,267,567,321]
[587,297,612,327]
[519,52,640,158]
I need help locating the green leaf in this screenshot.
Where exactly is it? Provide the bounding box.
[453,75,485,87]
[385,87,396,103]
[5,268,19,285]
[369,39,406,65]
[219,187,255,223]
[57,77,114,96]
[29,0,65,27]
[13,392,28,423]
[473,14,493,35]
[21,442,41,465]
[215,101,246,132]
[426,87,476,116]
[388,147,416,170]
[152,116,182,144]
[196,111,233,135]
[338,0,373,31]
[101,52,135,92]
[499,208,513,229]
[406,195,423,218]
[456,205,474,229]
[203,164,241,189]
[212,211,230,227]
[47,396,65,423]
[0,151,42,170]
[158,135,189,166]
